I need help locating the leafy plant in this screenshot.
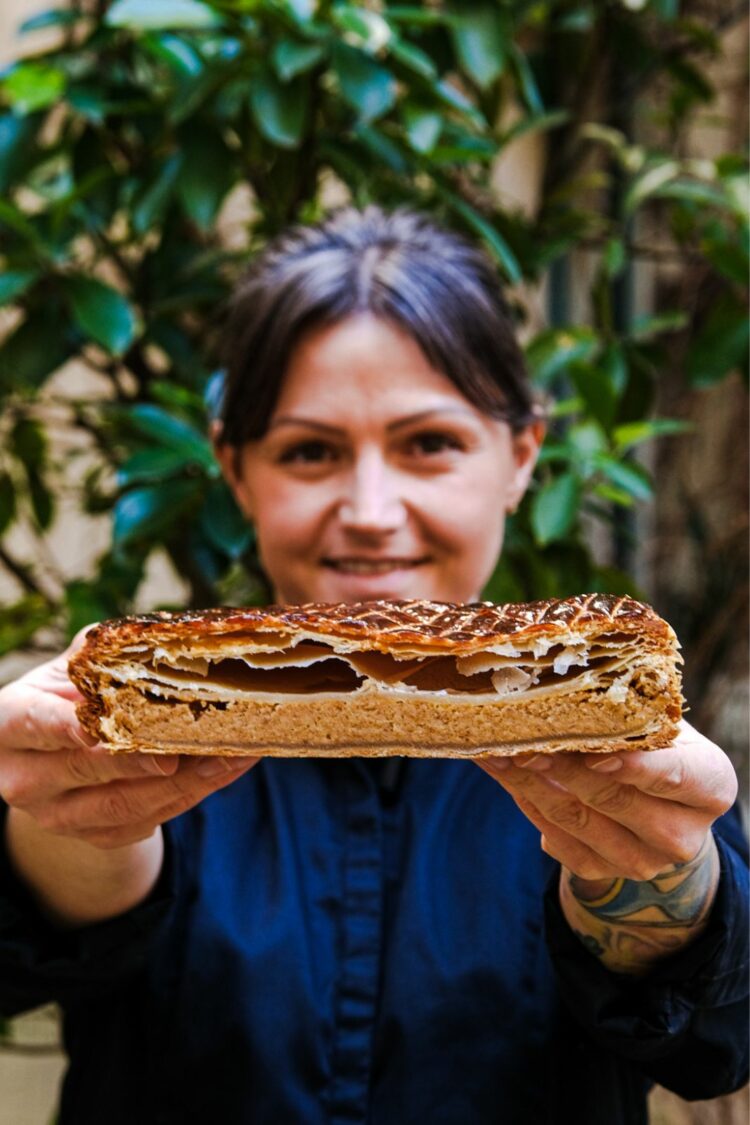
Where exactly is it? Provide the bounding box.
[0,0,747,649]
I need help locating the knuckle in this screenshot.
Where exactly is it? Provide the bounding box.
[548,799,590,833]
[98,785,143,826]
[649,760,688,797]
[1,775,35,808]
[33,802,66,834]
[64,750,99,788]
[668,835,702,866]
[625,858,663,882]
[570,858,608,881]
[589,782,636,815]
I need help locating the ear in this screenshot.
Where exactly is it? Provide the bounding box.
[211,420,254,520]
[505,419,545,514]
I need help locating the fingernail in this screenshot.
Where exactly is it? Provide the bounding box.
[518,754,552,771]
[72,727,98,749]
[587,755,624,772]
[485,757,509,770]
[195,756,250,778]
[140,754,177,776]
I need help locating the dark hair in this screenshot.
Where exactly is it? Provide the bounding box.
[218,205,538,444]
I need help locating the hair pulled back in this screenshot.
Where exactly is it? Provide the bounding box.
[218,205,537,444]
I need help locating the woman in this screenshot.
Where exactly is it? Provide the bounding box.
[0,206,746,1124]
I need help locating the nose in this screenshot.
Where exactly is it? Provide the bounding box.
[337,450,407,534]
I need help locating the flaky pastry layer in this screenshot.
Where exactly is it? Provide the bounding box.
[68,594,684,758]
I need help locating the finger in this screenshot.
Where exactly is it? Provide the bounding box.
[14,626,98,702]
[0,686,95,752]
[478,759,680,880]
[582,724,737,814]
[37,755,258,835]
[0,744,179,808]
[507,751,710,863]
[478,762,624,879]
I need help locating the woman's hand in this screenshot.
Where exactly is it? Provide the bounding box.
[476,720,738,972]
[0,629,257,852]
[0,628,259,928]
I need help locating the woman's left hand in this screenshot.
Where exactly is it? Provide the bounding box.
[476,718,737,883]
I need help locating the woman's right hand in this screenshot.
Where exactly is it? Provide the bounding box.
[0,627,258,851]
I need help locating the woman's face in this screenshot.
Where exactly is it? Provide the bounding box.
[215,314,543,606]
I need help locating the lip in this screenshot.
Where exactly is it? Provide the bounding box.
[322,558,428,569]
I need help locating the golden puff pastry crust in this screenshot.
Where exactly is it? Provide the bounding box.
[68,594,684,759]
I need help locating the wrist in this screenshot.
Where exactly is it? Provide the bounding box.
[559,833,720,974]
[5,808,164,929]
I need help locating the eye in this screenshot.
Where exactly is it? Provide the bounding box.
[408,431,464,456]
[278,440,335,464]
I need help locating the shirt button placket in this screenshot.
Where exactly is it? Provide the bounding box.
[328,764,384,1125]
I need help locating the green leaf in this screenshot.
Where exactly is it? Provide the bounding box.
[105,0,221,30]
[176,128,235,227]
[526,328,597,386]
[531,472,581,546]
[284,0,316,19]
[402,105,442,154]
[389,38,438,81]
[438,189,521,283]
[65,276,139,355]
[0,471,16,535]
[687,294,749,387]
[132,153,183,234]
[0,596,54,657]
[594,455,653,501]
[0,114,38,193]
[448,3,508,90]
[125,404,215,468]
[332,6,392,52]
[0,304,74,391]
[613,419,691,451]
[27,472,54,530]
[19,9,81,33]
[272,39,325,82]
[332,43,398,123]
[567,419,607,464]
[630,310,688,340]
[113,479,199,545]
[592,482,635,508]
[602,237,625,279]
[570,362,616,432]
[509,43,543,114]
[116,447,194,487]
[623,160,680,213]
[0,269,39,305]
[199,480,252,558]
[383,7,448,27]
[9,416,46,465]
[143,31,205,75]
[354,124,409,174]
[249,72,308,148]
[3,63,65,114]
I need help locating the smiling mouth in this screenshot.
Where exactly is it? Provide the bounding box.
[323,559,428,575]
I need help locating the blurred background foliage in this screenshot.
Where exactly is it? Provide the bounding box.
[0,0,747,651]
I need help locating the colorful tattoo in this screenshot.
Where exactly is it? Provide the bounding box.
[561,834,720,974]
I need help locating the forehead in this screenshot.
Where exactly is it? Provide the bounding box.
[273,313,474,418]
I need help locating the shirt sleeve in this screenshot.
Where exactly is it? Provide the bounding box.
[0,802,181,1018]
[543,803,749,1100]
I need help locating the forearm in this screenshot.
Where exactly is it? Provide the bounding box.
[5,808,164,929]
[559,833,720,975]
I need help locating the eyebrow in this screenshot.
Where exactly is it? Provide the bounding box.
[267,407,476,435]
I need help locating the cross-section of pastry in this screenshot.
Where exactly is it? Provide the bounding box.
[68,594,683,759]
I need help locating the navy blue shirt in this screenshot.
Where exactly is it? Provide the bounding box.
[1,757,747,1124]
